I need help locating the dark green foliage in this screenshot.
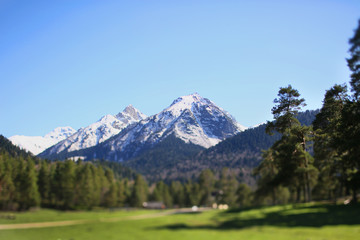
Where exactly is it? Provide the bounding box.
[124,134,204,182]
[266,85,305,135]
[347,19,360,100]
[208,124,281,156]
[185,181,201,206]
[236,183,253,207]
[310,21,360,203]
[169,181,186,207]
[104,182,117,208]
[93,160,136,180]
[0,153,16,210]
[37,161,51,206]
[336,21,360,202]
[338,100,360,203]
[56,160,76,209]
[130,174,148,207]
[0,138,258,210]
[150,181,173,207]
[217,168,239,207]
[198,169,215,206]
[255,20,360,205]
[116,179,128,206]
[0,138,137,210]
[16,158,40,210]
[313,84,348,201]
[256,86,317,204]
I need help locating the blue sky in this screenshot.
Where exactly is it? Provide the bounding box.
[1,0,360,137]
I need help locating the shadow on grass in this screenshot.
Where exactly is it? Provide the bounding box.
[154,204,360,231]
[172,211,202,215]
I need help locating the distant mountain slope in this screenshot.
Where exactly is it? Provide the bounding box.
[0,135,34,158]
[39,105,146,158]
[40,93,246,161]
[9,127,76,155]
[123,134,205,181]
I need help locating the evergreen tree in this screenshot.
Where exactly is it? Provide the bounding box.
[37,160,51,206]
[104,182,117,208]
[338,101,360,203]
[313,84,348,201]
[75,163,96,209]
[185,181,201,206]
[198,169,215,206]
[52,161,76,209]
[253,148,279,205]
[170,181,185,207]
[0,154,16,210]
[104,168,117,207]
[116,179,128,206]
[236,183,253,208]
[61,160,76,209]
[18,158,40,210]
[217,168,238,207]
[338,19,360,203]
[261,86,316,203]
[266,85,306,135]
[91,165,105,206]
[151,181,172,207]
[130,174,148,207]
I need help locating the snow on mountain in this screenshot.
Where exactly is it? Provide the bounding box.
[249,122,266,129]
[152,93,246,147]
[116,104,147,124]
[81,93,247,161]
[9,126,76,155]
[40,105,146,156]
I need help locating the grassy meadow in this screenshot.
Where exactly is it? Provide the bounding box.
[1,203,360,240]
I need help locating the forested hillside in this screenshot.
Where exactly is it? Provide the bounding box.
[0,135,256,210]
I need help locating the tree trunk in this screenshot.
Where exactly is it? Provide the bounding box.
[297,187,301,203]
[303,182,307,203]
[352,188,357,204]
[272,188,276,205]
[302,135,312,202]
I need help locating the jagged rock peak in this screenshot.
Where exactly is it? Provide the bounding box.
[116,104,147,123]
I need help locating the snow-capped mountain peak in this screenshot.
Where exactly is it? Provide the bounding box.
[39,94,246,161]
[44,126,77,141]
[156,93,246,147]
[167,93,211,115]
[39,105,147,156]
[9,126,76,155]
[57,93,248,162]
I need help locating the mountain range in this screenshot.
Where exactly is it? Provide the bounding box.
[8,93,318,184]
[39,105,147,159]
[38,93,246,161]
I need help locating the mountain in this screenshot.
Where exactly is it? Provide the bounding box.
[9,127,76,155]
[40,93,246,161]
[39,105,146,158]
[122,110,319,184]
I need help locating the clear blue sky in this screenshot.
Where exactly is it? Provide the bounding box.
[1,0,360,137]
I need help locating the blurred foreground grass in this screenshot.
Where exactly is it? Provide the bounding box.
[0,203,359,240]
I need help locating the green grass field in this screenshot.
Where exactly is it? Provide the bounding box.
[0,203,359,240]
